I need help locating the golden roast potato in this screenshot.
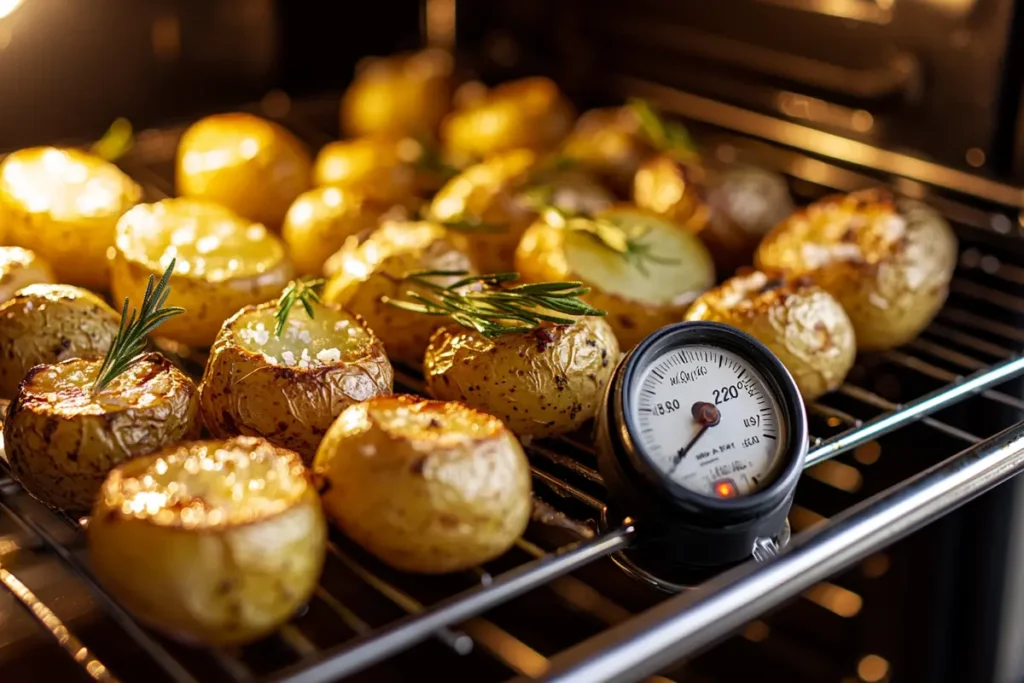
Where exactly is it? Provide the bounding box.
[3,353,200,511]
[200,300,393,463]
[441,77,575,162]
[755,189,958,351]
[313,395,531,573]
[0,284,120,399]
[322,220,473,366]
[684,271,856,400]
[424,317,620,440]
[341,49,453,138]
[111,198,294,348]
[313,135,447,205]
[0,147,141,289]
[89,436,326,645]
[516,205,715,350]
[0,247,54,304]
[634,155,793,275]
[282,186,388,275]
[561,106,652,192]
[176,113,312,228]
[429,150,613,273]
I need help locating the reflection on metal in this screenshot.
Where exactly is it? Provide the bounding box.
[463,619,549,678]
[754,0,893,24]
[807,461,864,492]
[804,582,863,617]
[424,0,456,50]
[776,93,875,134]
[613,77,1024,208]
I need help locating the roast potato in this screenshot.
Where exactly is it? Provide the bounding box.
[176,113,312,228]
[634,155,793,274]
[322,220,473,366]
[0,284,120,399]
[3,353,200,511]
[755,188,957,351]
[313,395,531,573]
[424,317,620,440]
[0,247,54,304]
[516,205,715,350]
[89,436,326,645]
[200,300,393,463]
[561,106,652,192]
[341,49,453,138]
[684,271,856,400]
[0,147,141,289]
[111,198,294,348]
[441,77,575,163]
[282,187,388,275]
[429,150,613,273]
[313,135,448,204]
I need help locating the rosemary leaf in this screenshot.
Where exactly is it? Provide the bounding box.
[90,118,135,163]
[628,98,697,157]
[274,277,326,338]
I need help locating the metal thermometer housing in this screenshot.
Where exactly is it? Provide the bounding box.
[596,321,808,572]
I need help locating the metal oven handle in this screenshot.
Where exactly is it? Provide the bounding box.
[534,420,1024,683]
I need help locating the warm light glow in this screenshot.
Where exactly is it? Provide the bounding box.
[858,654,890,682]
[0,0,23,21]
[804,582,863,617]
[715,480,736,498]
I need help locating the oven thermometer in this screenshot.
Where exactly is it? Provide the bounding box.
[595,321,808,584]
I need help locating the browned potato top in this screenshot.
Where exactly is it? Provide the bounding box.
[561,106,651,189]
[0,247,54,304]
[282,186,388,276]
[313,136,422,205]
[96,436,310,529]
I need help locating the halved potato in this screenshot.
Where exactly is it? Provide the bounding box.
[341,49,453,138]
[0,284,120,399]
[424,317,620,440]
[684,271,856,400]
[561,106,652,192]
[755,188,958,351]
[89,436,326,645]
[176,113,312,228]
[441,77,575,162]
[634,155,793,274]
[0,147,141,289]
[3,353,200,511]
[516,205,715,350]
[200,301,393,463]
[313,395,531,573]
[322,220,473,366]
[111,198,294,348]
[282,187,388,275]
[0,247,54,304]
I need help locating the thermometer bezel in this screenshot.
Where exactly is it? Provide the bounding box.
[612,322,807,520]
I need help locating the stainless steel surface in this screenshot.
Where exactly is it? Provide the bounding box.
[535,422,1024,683]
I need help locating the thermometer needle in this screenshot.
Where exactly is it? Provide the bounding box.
[668,401,721,475]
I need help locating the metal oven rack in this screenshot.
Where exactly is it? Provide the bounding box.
[4,89,1024,682]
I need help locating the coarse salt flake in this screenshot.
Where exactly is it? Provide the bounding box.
[316,348,341,364]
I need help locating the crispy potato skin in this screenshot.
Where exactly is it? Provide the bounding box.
[0,247,54,304]
[282,187,388,275]
[515,205,714,350]
[755,189,958,351]
[112,199,294,348]
[685,272,856,400]
[4,354,200,511]
[313,395,531,573]
[89,437,326,645]
[0,284,120,399]
[199,303,394,463]
[441,77,575,162]
[634,155,793,275]
[424,318,620,439]
[561,106,652,192]
[341,50,452,138]
[323,221,473,367]
[176,113,312,228]
[0,147,141,289]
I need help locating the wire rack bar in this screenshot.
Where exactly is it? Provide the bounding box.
[534,421,1024,683]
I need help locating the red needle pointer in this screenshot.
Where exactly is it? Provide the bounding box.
[668,401,721,475]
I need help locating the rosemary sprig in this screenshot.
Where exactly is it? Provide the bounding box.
[628,99,697,159]
[412,139,460,182]
[438,215,507,233]
[383,270,605,338]
[92,260,184,393]
[275,277,326,338]
[90,118,135,162]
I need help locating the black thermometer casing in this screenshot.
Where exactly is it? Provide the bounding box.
[596,322,809,576]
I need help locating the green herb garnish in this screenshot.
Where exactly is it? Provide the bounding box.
[275,277,326,338]
[91,118,135,163]
[438,216,507,233]
[92,260,184,393]
[383,270,605,338]
[628,99,697,159]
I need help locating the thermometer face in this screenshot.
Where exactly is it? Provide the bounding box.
[630,344,786,498]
